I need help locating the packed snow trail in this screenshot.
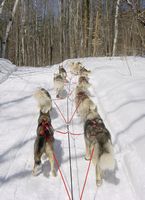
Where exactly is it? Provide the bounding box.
[0,57,145,200]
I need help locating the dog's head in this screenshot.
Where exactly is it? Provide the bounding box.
[59,65,63,69]
[80,67,91,76]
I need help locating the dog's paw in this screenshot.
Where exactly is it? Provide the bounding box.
[32,165,42,176]
[85,155,90,161]
[96,179,103,187]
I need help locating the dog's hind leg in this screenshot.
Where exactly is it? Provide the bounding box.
[84,139,91,160]
[45,143,56,177]
[91,144,103,186]
[32,153,43,176]
[32,137,44,176]
[96,165,103,186]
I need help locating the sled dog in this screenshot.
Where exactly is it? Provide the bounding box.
[79,66,91,76]
[53,73,64,98]
[59,65,67,81]
[78,76,91,90]
[34,88,52,113]
[84,116,115,186]
[32,111,56,177]
[75,86,97,120]
[69,61,83,75]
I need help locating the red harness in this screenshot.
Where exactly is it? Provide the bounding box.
[90,118,103,129]
[39,120,53,141]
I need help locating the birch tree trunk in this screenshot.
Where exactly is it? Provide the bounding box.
[20,0,26,65]
[0,0,6,14]
[112,0,121,56]
[59,0,64,61]
[2,0,20,58]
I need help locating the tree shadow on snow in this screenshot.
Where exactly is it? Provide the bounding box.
[0,169,31,186]
[0,136,35,165]
[113,113,145,146]
[0,95,32,108]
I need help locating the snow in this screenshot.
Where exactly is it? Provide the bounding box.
[0,58,16,84]
[0,56,145,200]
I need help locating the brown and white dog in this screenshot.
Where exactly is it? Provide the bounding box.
[32,111,56,177]
[34,88,52,113]
[84,115,115,186]
[75,86,97,121]
[53,73,64,98]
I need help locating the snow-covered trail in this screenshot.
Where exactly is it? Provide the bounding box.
[0,57,145,200]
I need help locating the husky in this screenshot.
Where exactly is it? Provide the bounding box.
[32,111,56,177]
[53,73,64,98]
[34,88,52,113]
[75,86,97,121]
[59,65,67,81]
[79,66,91,77]
[69,61,83,75]
[78,76,91,90]
[84,116,115,186]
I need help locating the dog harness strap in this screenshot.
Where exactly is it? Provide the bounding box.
[39,121,54,142]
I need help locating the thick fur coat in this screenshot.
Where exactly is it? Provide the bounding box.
[53,73,64,98]
[34,88,52,113]
[84,117,115,186]
[33,111,56,177]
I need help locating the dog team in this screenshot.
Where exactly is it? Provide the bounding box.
[32,61,115,186]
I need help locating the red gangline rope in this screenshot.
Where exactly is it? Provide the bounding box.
[55,130,82,136]
[80,147,95,200]
[53,101,67,123]
[54,98,80,125]
[53,153,72,200]
[68,100,81,124]
[55,130,68,135]
[69,131,82,136]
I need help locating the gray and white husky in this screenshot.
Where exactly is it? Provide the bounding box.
[53,73,64,98]
[32,111,56,177]
[84,116,115,186]
[34,88,52,113]
[75,86,96,120]
[59,65,67,81]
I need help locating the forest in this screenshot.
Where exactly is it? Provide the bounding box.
[0,0,145,66]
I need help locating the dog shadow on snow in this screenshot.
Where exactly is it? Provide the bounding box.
[103,164,120,185]
[50,107,58,119]
[41,139,63,178]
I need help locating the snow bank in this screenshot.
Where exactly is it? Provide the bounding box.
[0,58,17,83]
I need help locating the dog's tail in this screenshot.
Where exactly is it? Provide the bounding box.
[99,140,115,170]
[34,88,52,113]
[86,109,98,120]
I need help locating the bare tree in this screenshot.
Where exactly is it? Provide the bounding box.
[2,0,20,58]
[0,0,6,14]
[112,0,121,56]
